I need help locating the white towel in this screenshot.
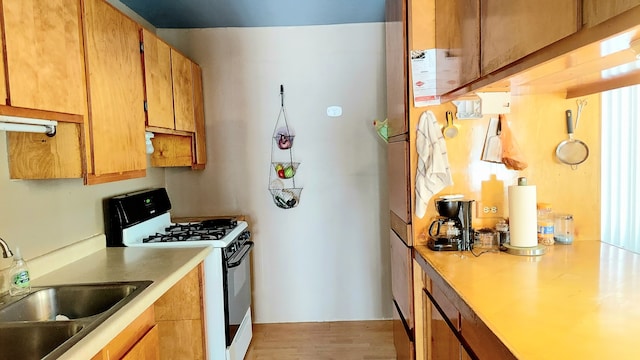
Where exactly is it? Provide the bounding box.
[415,111,453,218]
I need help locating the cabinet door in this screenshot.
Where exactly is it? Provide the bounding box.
[393,304,415,360]
[385,0,408,137]
[92,307,156,360]
[8,122,82,179]
[435,0,480,94]
[582,0,640,27]
[171,50,196,133]
[388,139,410,221]
[121,325,160,360]
[481,0,579,75]
[3,0,87,115]
[425,289,461,360]
[141,29,175,129]
[83,0,146,177]
[154,265,205,359]
[391,230,413,328]
[191,62,207,168]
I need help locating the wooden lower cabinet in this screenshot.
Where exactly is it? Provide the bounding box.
[154,264,206,360]
[122,326,160,360]
[393,303,414,360]
[92,307,157,360]
[413,256,516,360]
[91,264,205,360]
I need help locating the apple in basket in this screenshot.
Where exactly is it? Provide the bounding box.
[284,166,295,178]
[277,134,292,149]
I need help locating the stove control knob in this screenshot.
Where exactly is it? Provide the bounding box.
[239,230,251,241]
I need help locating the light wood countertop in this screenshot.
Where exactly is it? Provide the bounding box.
[31,246,211,360]
[414,241,640,360]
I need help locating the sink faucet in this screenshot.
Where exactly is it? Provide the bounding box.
[0,237,13,258]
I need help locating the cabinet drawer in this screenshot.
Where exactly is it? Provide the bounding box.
[460,310,516,360]
[428,280,460,332]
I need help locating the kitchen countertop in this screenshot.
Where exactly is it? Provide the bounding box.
[414,241,640,360]
[31,246,211,360]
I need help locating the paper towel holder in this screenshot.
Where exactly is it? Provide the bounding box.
[502,243,546,256]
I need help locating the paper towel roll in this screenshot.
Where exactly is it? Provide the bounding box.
[508,184,537,247]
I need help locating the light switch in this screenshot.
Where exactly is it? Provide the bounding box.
[327,106,342,117]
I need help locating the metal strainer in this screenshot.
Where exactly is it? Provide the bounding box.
[556,110,589,169]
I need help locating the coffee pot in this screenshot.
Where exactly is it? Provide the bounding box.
[427,198,474,251]
[428,217,461,239]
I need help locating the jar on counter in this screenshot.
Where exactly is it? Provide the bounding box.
[537,203,554,245]
[554,214,574,244]
[495,219,509,245]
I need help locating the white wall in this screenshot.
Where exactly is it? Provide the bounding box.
[158,24,391,323]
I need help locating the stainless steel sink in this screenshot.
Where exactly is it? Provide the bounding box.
[0,282,144,322]
[0,280,152,360]
[0,321,84,360]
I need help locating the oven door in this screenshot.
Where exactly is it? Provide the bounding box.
[223,240,254,346]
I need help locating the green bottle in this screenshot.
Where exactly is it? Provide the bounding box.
[9,247,30,296]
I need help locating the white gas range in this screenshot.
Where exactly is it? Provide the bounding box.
[105,188,253,360]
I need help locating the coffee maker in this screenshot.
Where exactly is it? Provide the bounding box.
[427,198,474,251]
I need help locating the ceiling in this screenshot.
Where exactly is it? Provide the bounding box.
[120,0,386,28]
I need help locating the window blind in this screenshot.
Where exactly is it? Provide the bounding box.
[601,85,640,253]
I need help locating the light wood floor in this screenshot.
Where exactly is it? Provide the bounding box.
[245,320,396,360]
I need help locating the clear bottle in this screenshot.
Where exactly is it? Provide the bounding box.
[554,214,574,244]
[9,247,31,296]
[537,203,555,245]
[495,219,510,245]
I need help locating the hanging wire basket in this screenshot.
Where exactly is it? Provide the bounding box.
[268,85,303,209]
[272,162,300,179]
[274,130,295,150]
[269,187,303,209]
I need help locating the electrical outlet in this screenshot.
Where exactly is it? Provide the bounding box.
[477,201,502,218]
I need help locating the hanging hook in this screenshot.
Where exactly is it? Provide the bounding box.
[280,84,284,107]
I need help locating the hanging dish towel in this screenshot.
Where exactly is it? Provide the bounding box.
[415,110,454,218]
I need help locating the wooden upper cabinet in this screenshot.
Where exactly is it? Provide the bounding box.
[1,0,85,180]
[0,24,6,104]
[435,0,480,94]
[141,29,175,129]
[582,0,640,27]
[385,0,408,138]
[192,63,207,168]
[2,0,87,115]
[171,50,196,133]
[83,0,146,181]
[481,0,580,75]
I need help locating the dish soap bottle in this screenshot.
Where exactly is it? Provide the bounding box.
[9,247,30,296]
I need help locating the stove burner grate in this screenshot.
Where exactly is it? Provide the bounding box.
[142,220,236,243]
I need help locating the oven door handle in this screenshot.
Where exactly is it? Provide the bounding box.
[227,241,254,268]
